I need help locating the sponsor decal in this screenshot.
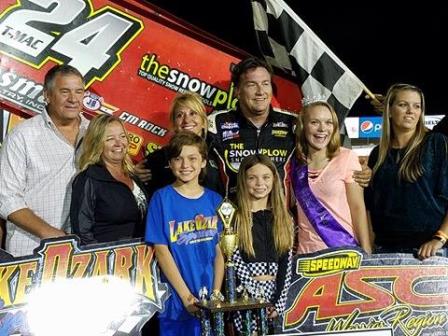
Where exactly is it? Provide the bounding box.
[83,91,118,115]
[0,0,143,86]
[360,120,374,133]
[272,129,288,137]
[224,143,290,172]
[138,53,238,109]
[297,250,362,277]
[221,121,239,130]
[222,129,240,141]
[0,65,45,114]
[127,131,143,156]
[144,142,162,156]
[359,117,382,138]
[273,121,289,128]
[118,111,168,138]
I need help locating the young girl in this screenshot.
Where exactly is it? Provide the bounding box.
[145,131,224,336]
[292,100,371,254]
[232,154,294,333]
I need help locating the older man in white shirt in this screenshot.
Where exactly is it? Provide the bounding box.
[0,64,89,257]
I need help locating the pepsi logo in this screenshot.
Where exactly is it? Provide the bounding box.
[360,120,374,133]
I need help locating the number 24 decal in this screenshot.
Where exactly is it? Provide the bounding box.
[0,0,143,85]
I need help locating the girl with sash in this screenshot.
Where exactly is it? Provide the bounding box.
[233,154,294,333]
[292,100,372,254]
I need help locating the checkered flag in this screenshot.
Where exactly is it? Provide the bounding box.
[252,0,366,122]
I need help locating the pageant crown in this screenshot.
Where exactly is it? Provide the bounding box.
[301,94,327,107]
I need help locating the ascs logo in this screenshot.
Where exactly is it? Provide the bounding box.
[359,117,382,138]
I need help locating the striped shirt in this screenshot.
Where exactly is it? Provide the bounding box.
[0,109,89,257]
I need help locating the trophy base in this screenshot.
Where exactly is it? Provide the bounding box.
[195,298,271,313]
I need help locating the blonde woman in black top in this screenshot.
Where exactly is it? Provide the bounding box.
[366,83,448,259]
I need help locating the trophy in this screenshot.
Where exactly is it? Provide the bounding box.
[217,198,238,303]
[196,198,272,336]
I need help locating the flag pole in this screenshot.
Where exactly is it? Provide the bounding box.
[363,86,384,114]
[363,86,382,105]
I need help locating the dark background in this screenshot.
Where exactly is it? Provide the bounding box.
[146,0,446,117]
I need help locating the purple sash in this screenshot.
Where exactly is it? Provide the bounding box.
[291,158,357,248]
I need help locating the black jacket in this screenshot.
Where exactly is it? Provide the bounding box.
[207,106,296,200]
[70,164,149,245]
[241,210,290,298]
[234,209,292,312]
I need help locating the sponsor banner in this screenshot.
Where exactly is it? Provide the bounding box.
[276,247,448,335]
[344,116,360,139]
[0,237,168,336]
[270,329,393,336]
[359,117,382,138]
[0,0,301,158]
[345,115,445,140]
[344,116,383,139]
[425,115,444,130]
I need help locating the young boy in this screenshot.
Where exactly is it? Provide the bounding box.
[145,131,224,336]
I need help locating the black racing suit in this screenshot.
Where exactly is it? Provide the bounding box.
[207,106,296,200]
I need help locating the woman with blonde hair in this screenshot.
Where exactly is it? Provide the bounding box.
[232,154,294,333]
[70,114,148,244]
[141,91,223,197]
[292,100,371,254]
[366,83,448,258]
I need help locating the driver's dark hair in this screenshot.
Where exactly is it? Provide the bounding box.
[231,57,273,88]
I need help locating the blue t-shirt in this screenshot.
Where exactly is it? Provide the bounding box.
[145,185,222,320]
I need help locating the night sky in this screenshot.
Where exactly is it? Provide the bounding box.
[146,0,446,117]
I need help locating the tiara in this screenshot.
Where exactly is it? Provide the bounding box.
[301,94,327,106]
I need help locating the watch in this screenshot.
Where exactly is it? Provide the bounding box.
[432,235,447,245]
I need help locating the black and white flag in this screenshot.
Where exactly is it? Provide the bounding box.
[252,0,366,122]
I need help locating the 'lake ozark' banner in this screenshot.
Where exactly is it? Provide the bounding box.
[277,248,448,336]
[0,237,168,336]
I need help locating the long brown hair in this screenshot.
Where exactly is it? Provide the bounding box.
[235,155,293,257]
[295,101,340,164]
[372,83,426,182]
